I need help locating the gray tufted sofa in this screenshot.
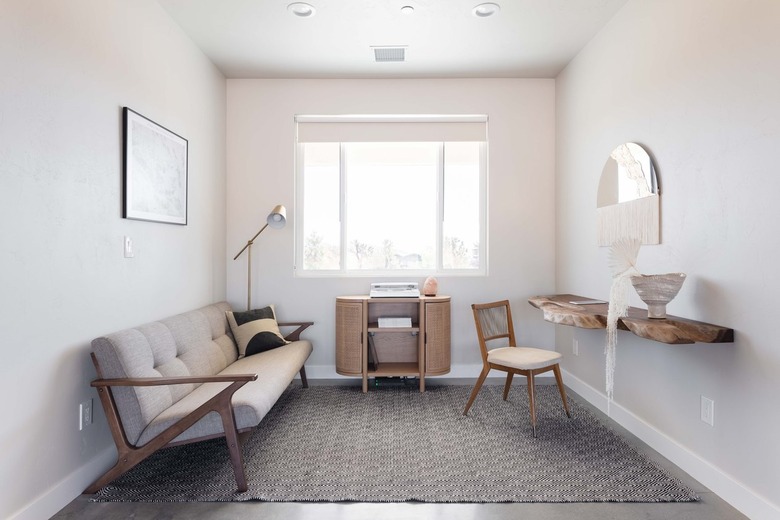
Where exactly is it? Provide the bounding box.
[86,301,313,493]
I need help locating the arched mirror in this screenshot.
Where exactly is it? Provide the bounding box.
[597,142,660,246]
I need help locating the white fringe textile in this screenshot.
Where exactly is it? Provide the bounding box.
[597,194,660,246]
[606,239,642,409]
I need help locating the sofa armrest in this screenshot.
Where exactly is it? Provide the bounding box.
[91,373,258,388]
[86,374,255,494]
[278,321,314,342]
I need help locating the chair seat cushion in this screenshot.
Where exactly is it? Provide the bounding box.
[487,346,562,370]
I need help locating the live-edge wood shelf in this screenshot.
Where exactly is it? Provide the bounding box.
[528,294,734,345]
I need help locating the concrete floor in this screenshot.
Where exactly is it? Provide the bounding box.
[52,381,748,520]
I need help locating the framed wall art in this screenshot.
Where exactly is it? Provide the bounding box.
[123,107,188,225]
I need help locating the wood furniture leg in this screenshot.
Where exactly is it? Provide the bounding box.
[216,392,248,492]
[527,371,537,437]
[299,366,309,388]
[463,365,490,415]
[553,364,571,417]
[503,372,514,401]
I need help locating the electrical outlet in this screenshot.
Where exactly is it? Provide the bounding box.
[700,396,714,426]
[572,339,579,356]
[124,235,134,258]
[79,398,93,430]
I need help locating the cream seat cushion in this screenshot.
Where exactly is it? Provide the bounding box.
[136,339,312,446]
[487,346,562,370]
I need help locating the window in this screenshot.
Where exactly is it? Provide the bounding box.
[295,115,487,276]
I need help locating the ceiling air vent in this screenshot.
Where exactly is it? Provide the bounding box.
[373,46,406,62]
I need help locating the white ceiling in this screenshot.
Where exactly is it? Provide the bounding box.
[158,0,628,79]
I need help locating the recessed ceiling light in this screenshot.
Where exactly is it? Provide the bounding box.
[400,5,415,15]
[472,2,500,17]
[287,2,316,17]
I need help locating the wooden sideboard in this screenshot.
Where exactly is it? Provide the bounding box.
[336,295,451,392]
[528,294,734,345]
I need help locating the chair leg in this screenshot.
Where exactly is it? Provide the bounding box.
[553,364,571,418]
[503,372,514,401]
[299,365,309,389]
[527,372,537,437]
[463,365,490,415]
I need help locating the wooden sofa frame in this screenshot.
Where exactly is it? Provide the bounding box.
[85,322,312,494]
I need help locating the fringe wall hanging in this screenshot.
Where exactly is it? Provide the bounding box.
[606,238,642,408]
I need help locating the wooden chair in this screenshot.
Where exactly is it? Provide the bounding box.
[463,300,571,436]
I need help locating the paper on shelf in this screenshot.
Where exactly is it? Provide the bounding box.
[377,317,412,328]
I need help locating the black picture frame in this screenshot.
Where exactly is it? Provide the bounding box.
[123,107,188,225]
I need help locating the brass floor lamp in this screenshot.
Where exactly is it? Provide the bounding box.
[233,205,286,311]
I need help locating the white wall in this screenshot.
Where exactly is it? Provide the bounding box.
[556,0,780,518]
[226,79,557,378]
[0,1,226,518]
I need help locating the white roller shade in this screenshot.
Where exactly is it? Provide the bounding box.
[296,114,488,143]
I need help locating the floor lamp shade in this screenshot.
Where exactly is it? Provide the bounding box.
[233,204,287,311]
[267,204,286,229]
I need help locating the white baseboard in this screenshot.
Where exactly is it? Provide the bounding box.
[303,363,555,381]
[10,446,115,520]
[561,369,780,520]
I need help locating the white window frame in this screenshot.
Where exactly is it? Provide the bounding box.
[294,115,488,278]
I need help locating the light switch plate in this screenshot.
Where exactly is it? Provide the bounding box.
[124,236,134,258]
[700,396,714,426]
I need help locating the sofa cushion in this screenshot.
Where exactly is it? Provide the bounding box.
[226,305,289,357]
[91,302,238,445]
[136,339,313,445]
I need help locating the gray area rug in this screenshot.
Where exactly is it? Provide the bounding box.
[93,384,698,503]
